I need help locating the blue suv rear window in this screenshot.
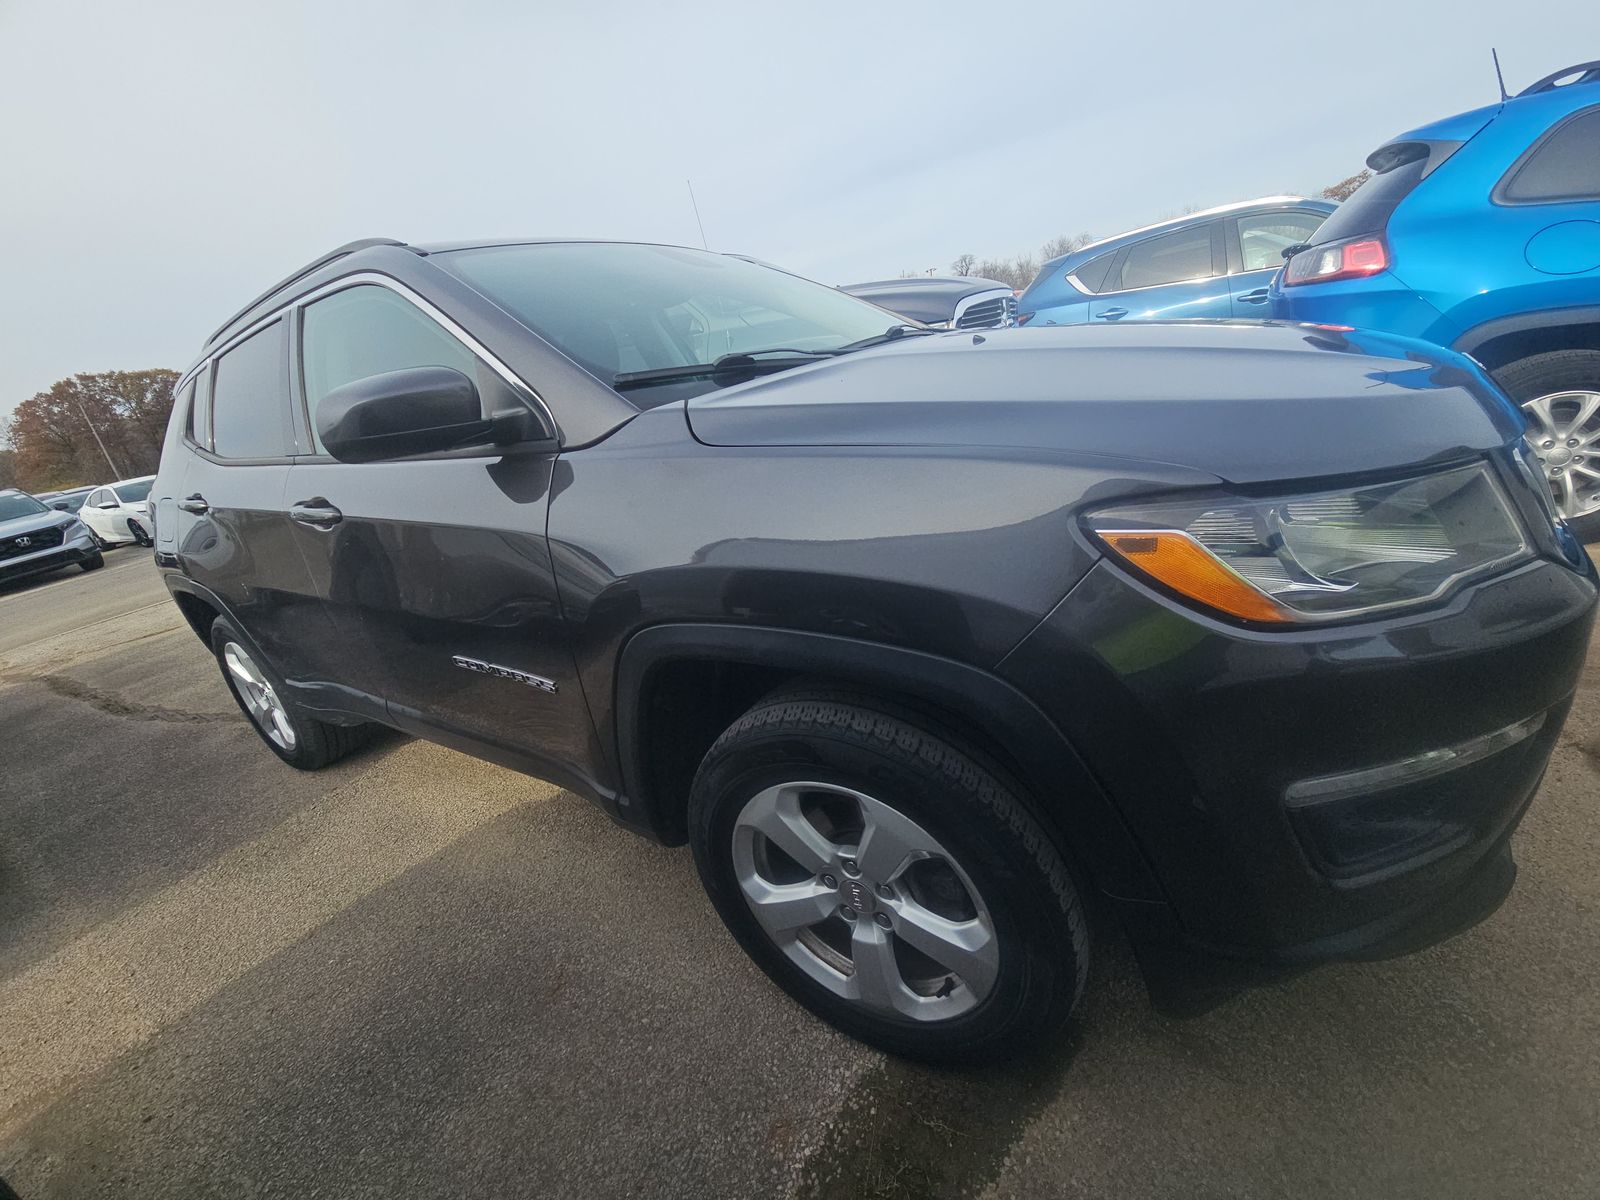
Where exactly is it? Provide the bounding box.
[1308,144,1437,245]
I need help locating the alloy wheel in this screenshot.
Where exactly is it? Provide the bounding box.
[1523,390,1600,522]
[222,641,297,751]
[731,781,998,1021]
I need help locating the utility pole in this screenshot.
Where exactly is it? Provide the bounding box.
[71,394,123,478]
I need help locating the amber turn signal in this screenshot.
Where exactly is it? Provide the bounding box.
[1098,530,1294,624]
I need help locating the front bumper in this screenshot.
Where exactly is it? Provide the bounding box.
[1000,549,1597,961]
[0,531,98,584]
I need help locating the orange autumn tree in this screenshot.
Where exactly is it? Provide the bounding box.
[6,369,179,491]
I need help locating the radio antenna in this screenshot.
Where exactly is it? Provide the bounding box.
[1492,48,1509,102]
[686,179,709,250]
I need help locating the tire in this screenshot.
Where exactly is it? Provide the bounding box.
[688,690,1089,1063]
[1494,349,1600,543]
[126,518,153,548]
[79,552,105,572]
[208,616,374,770]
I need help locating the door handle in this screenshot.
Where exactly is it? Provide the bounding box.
[1237,289,1271,304]
[1095,307,1129,320]
[290,498,343,528]
[178,494,210,514]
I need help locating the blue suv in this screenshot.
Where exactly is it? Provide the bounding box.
[1272,61,1600,538]
[1016,197,1334,327]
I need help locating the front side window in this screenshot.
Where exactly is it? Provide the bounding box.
[438,243,896,399]
[211,321,292,459]
[0,492,49,521]
[1499,107,1600,203]
[1115,224,1217,290]
[1236,212,1328,272]
[301,285,482,454]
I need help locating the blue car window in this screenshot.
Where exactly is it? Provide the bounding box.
[1071,251,1117,294]
[1236,213,1327,272]
[1117,225,1215,290]
[1498,107,1600,203]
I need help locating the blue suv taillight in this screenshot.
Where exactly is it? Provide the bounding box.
[1283,236,1390,286]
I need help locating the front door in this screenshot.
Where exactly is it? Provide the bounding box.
[285,281,595,773]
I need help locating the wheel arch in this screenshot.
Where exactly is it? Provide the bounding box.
[612,623,1165,904]
[1455,306,1600,373]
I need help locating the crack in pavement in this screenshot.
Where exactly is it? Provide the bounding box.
[0,670,230,725]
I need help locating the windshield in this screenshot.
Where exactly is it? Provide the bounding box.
[115,479,153,503]
[0,493,50,521]
[439,243,898,400]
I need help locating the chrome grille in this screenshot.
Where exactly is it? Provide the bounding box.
[954,295,1016,330]
[0,525,64,561]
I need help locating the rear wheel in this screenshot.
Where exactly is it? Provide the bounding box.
[1495,349,1600,542]
[209,616,374,770]
[688,691,1089,1063]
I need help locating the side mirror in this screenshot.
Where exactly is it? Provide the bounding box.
[318,366,544,464]
[50,501,70,511]
[97,501,119,509]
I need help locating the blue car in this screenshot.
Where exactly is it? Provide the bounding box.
[1271,61,1600,538]
[1016,197,1334,327]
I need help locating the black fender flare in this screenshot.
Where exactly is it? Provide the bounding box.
[1453,304,1600,362]
[613,622,1166,903]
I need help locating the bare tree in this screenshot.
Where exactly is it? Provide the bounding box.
[951,253,977,276]
[1038,232,1094,261]
[1321,170,1371,201]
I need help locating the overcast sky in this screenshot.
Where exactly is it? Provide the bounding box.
[0,0,1590,422]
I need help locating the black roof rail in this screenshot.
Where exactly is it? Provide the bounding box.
[204,237,410,349]
[1516,60,1600,98]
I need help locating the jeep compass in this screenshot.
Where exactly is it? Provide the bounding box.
[152,238,1597,1061]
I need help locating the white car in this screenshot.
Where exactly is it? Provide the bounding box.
[78,476,156,547]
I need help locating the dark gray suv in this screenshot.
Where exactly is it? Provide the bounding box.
[152,238,1596,1061]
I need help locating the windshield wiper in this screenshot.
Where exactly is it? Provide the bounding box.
[612,349,840,390]
[832,324,937,353]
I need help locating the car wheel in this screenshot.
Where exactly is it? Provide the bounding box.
[1495,349,1600,542]
[126,518,153,547]
[79,552,105,572]
[688,690,1089,1063]
[209,616,374,770]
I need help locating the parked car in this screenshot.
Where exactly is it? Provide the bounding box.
[1271,61,1600,539]
[1016,197,1335,327]
[0,488,103,585]
[36,485,96,514]
[153,237,1596,1062]
[841,276,1016,329]
[78,476,156,547]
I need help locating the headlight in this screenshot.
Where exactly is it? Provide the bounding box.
[1087,462,1531,625]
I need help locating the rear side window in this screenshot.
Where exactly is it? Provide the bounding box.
[211,322,292,459]
[1235,211,1328,271]
[177,378,197,443]
[1498,107,1600,203]
[1115,223,1216,290]
[1070,252,1116,294]
[300,285,480,454]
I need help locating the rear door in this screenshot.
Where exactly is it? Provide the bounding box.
[1227,209,1329,315]
[284,280,595,771]
[1091,221,1229,321]
[177,319,336,686]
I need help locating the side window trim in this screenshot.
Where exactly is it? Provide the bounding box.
[290,275,554,462]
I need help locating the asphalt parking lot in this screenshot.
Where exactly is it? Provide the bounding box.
[2,547,1598,1199]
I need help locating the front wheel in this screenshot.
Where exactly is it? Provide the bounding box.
[1495,349,1600,542]
[688,692,1089,1063]
[79,552,105,572]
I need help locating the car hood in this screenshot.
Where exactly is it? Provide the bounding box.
[0,511,74,539]
[684,323,1526,484]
